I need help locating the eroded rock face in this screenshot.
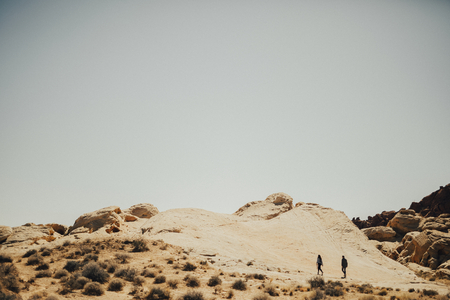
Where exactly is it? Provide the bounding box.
[362,226,397,242]
[352,211,396,229]
[234,192,293,220]
[71,206,123,233]
[410,184,450,217]
[387,209,423,234]
[418,214,450,232]
[4,224,52,244]
[0,226,13,243]
[395,230,450,271]
[124,203,159,219]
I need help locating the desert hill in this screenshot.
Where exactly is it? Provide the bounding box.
[1,192,450,299]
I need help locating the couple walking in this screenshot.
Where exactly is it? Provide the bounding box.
[316,255,347,278]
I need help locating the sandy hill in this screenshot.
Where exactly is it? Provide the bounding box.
[138,203,418,287]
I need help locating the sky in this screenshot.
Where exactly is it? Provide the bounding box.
[1,1,449,228]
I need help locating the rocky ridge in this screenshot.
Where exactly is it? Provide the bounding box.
[354,184,450,280]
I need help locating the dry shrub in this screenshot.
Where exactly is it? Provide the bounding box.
[423,289,438,296]
[142,269,156,278]
[35,263,49,271]
[23,249,37,258]
[183,262,197,271]
[108,278,125,291]
[357,284,374,294]
[146,287,170,300]
[28,291,48,300]
[132,239,149,252]
[83,282,104,296]
[99,259,117,273]
[154,275,166,284]
[63,260,82,273]
[35,270,52,278]
[307,289,325,300]
[65,273,90,290]
[0,254,13,263]
[247,273,266,280]
[27,254,44,266]
[115,267,138,282]
[167,279,179,289]
[53,269,69,279]
[324,281,343,297]
[81,262,109,283]
[184,275,200,287]
[115,253,130,264]
[181,290,205,300]
[232,279,247,291]
[207,275,222,287]
[308,276,325,289]
[0,264,21,293]
[265,284,279,296]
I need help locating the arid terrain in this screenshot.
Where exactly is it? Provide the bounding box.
[1,191,449,300]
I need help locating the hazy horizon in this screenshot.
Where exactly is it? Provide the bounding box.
[1,1,449,227]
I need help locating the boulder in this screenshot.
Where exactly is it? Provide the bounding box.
[362,226,397,241]
[122,214,138,222]
[387,209,423,234]
[4,224,52,244]
[396,230,450,270]
[47,223,69,235]
[0,226,13,243]
[234,192,293,220]
[123,203,159,219]
[71,206,123,233]
[410,183,450,217]
[419,214,450,232]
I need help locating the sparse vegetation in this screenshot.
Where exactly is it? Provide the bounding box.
[167,278,179,289]
[423,289,438,296]
[142,269,156,278]
[207,275,222,287]
[183,262,197,271]
[307,289,325,300]
[81,262,109,283]
[83,282,104,296]
[108,278,125,291]
[180,290,205,300]
[146,287,171,300]
[232,279,247,291]
[154,275,166,284]
[115,266,138,282]
[132,239,149,252]
[27,254,44,266]
[184,275,200,287]
[23,249,37,258]
[35,270,52,278]
[115,253,130,264]
[0,263,21,293]
[253,294,270,300]
[265,284,279,296]
[0,254,13,263]
[308,276,325,289]
[63,260,82,273]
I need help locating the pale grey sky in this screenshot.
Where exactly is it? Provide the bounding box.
[1,1,449,227]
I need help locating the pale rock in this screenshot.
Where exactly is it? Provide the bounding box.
[234,192,293,220]
[123,214,138,222]
[5,224,52,244]
[362,226,397,241]
[436,268,450,279]
[0,226,13,243]
[406,263,435,278]
[387,209,423,234]
[419,215,450,232]
[47,223,69,235]
[124,203,159,219]
[71,206,123,233]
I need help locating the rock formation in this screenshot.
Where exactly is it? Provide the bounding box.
[0,226,12,243]
[233,192,293,220]
[352,211,396,229]
[70,206,123,234]
[355,184,450,280]
[123,203,159,219]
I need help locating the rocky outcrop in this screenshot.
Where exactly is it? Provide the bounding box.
[387,209,423,234]
[0,226,13,243]
[71,206,123,233]
[395,230,450,272]
[418,214,450,232]
[3,224,53,244]
[123,203,159,219]
[352,210,396,229]
[410,184,450,217]
[362,226,397,242]
[234,192,293,220]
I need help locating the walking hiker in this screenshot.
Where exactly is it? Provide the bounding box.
[317,255,323,275]
[341,255,347,278]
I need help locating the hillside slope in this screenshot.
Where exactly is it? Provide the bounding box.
[140,203,419,287]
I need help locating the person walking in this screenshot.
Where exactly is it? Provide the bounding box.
[317,255,323,275]
[341,255,348,278]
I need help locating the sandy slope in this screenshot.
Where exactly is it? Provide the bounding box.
[138,203,441,289]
